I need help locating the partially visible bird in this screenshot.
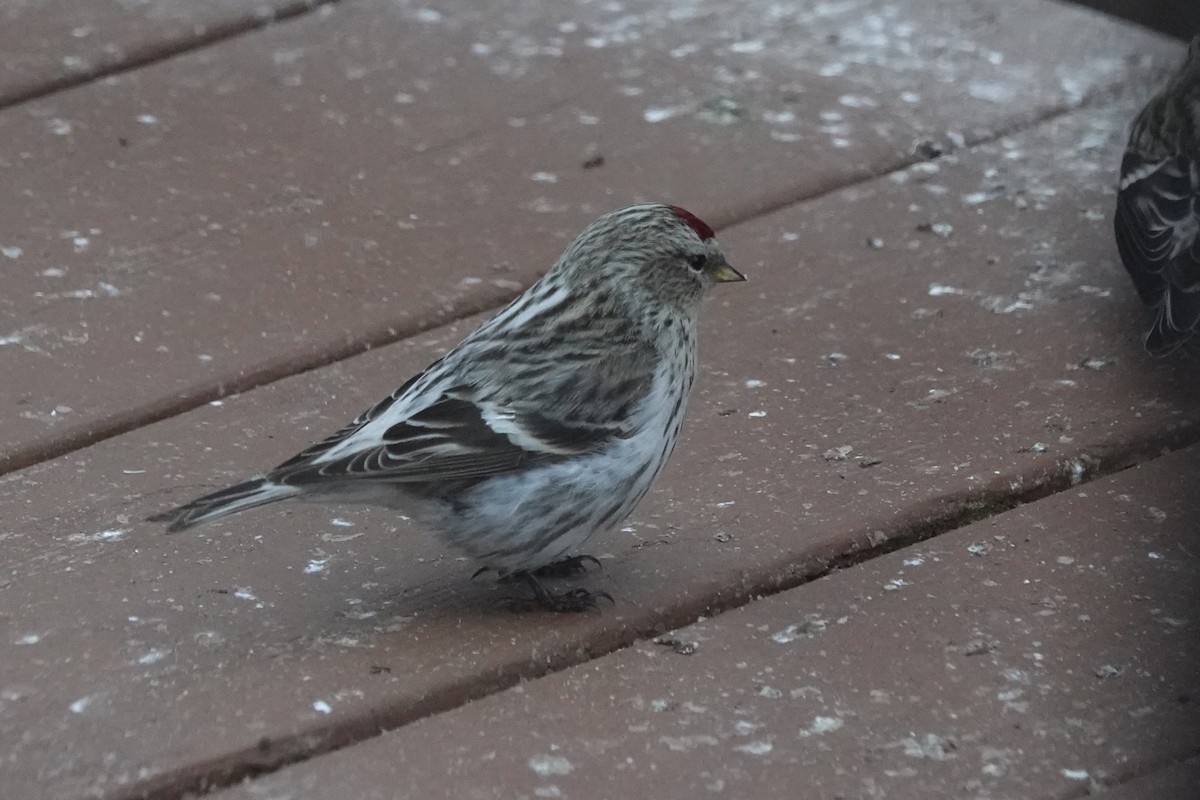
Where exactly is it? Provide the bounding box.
[1115,36,1200,355]
[149,204,744,611]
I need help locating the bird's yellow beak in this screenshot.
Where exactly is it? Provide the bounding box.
[712,261,746,283]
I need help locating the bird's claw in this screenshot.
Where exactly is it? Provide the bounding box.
[533,554,604,578]
[501,572,614,613]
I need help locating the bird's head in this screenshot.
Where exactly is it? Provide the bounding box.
[554,203,744,312]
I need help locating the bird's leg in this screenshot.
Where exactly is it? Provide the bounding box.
[503,571,614,613]
[532,554,603,579]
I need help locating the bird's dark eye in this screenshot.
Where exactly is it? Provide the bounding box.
[686,253,707,271]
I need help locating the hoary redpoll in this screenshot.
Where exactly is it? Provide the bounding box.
[1114,36,1200,356]
[150,204,744,611]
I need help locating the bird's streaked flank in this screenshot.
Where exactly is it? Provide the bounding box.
[1115,37,1200,356]
[150,204,744,611]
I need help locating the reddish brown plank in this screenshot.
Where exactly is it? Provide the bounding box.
[0,0,1178,473]
[213,443,1200,800]
[0,0,327,106]
[2,87,1198,799]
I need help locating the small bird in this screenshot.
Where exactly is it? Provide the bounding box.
[1114,36,1200,356]
[150,204,744,611]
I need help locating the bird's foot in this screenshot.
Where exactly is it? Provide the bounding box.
[533,554,603,579]
[502,572,613,613]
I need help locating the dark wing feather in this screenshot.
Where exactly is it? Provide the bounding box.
[273,389,629,487]
[1115,152,1200,354]
[1148,282,1200,355]
[1114,153,1200,303]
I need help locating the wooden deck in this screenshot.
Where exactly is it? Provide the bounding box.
[0,2,1196,798]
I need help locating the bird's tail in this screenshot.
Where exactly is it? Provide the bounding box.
[147,477,300,533]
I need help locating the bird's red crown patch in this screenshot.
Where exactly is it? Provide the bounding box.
[669,206,715,241]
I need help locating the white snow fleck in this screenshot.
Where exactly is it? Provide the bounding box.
[772,625,799,644]
[799,716,843,737]
[414,8,442,23]
[838,94,877,108]
[138,648,168,665]
[928,284,964,297]
[967,81,1015,103]
[530,171,558,183]
[1066,459,1087,485]
[885,353,901,361]
[748,410,767,418]
[69,528,126,543]
[1,245,22,259]
[643,107,678,124]
[896,733,955,759]
[735,740,773,755]
[1148,551,1164,560]
[823,445,853,461]
[1061,769,1089,781]
[305,557,329,575]
[16,634,41,645]
[69,695,95,714]
[313,700,332,714]
[48,118,73,136]
[744,379,766,388]
[903,557,925,567]
[762,110,796,125]
[981,296,1034,314]
[330,518,354,527]
[660,735,719,752]
[136,114,159,125]
[42,267,65,277]
[729,40,765,54]
[529,755,573,776]
[233,588,257,601]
